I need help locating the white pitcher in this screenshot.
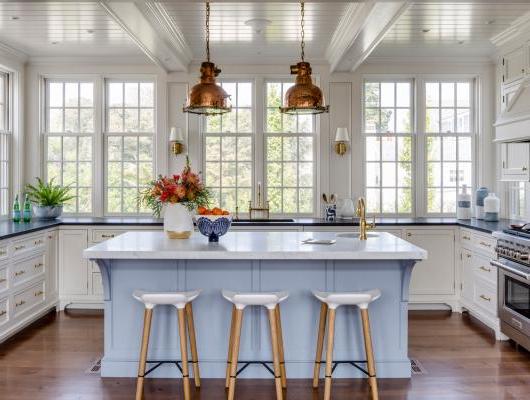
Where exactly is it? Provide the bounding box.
[337,198,355,218]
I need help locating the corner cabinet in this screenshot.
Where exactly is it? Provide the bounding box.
[502,45,527,85]
[500,142,530,181]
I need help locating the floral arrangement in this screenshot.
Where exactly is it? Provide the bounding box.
[140,156,211,217]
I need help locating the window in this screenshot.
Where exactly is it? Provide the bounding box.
[363,81,413,214]
[105,81,155,214]
[203,82,253,212]
[510,182,526,220]
[425,81,473,214]
[0,72,10,217]
[265,81,315,214]
[45,80,94,214]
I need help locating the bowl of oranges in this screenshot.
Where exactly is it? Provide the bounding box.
[195,207,232,242]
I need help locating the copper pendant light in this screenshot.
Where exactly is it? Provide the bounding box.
[280,1,329,115]
[183,3,231,115]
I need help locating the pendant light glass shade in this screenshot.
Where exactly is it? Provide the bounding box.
[280,1,329,115]
[183,3,231,116]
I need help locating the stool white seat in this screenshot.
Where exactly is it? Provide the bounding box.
[312,289,381,309]
[133,289,201,400]
[223,289,289,400]
[312,289,381,400]
[133,289,201,309]
[222,289,289,309]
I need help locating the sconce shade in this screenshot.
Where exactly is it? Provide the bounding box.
[170,127,184,142]
[335,127,350,142]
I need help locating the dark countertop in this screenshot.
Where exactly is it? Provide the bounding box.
[0,216,522,241]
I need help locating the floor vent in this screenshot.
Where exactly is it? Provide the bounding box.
[86,358,101,374]
[410,358,427,375]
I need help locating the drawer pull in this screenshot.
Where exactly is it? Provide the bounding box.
[0,310,6,316]
[466,254,472,258]
[480,266,491,273]
[15,300,26,307]
[480,294,491,302]
[14,270,26,276]
[523,166,528,172]
[0,250,6,256]
[101,234,115,239]
[407,232,412,237]
[462,235,471,240]
[34,290,44,297]
[14,245,25,251]
[34,240,43,245]
[0,278,6,283]
[34,263,44,269]
[479,241,492,248]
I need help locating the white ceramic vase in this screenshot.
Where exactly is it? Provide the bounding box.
[163,203,194,239]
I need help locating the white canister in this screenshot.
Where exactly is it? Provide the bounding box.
[456,185,472,220]
[483,193,500,222]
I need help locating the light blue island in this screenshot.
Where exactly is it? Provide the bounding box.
[83,231,427,379]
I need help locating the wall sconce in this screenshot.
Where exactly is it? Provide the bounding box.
[169,127,184,155]
[334,127,349,156]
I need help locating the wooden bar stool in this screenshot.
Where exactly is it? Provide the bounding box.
[133,289,201,400]
[312,289,381,400]
[222,290,289,400]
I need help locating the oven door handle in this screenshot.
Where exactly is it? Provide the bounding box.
[491,260,530,280]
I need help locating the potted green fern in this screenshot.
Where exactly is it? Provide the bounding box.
[25,178,75,220]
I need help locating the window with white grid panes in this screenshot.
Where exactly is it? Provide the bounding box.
[265,82,315,214]
[364,81,413,215]
[45,80,94,213]
[203,82,253,212]
[0,72,9,217]
[105,81,155,214]
[425,81,473,214]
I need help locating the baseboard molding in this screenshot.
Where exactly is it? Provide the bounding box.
[0,302,57,344]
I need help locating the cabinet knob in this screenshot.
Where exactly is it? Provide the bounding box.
[407,232,412,237]
[15,270,26,276]
[14,245,25,251]
[0,310,6,316]
[15,300,26,307]
[523,166,528,171]
[34,290,44,297]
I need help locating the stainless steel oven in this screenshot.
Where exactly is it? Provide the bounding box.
[492,255,530,350]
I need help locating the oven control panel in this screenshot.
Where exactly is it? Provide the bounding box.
[495,239,530,266]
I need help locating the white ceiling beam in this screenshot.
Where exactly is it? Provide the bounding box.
[98,1,192,72]
[326,1,410,73]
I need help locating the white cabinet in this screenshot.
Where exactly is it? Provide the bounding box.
[406,229,456,296]
[59,230,89,296]
[502,46,527,84]
[45,230,58,301]
[500,142,530,181]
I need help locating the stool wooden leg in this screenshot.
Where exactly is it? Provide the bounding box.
[227,308,243,400]
[177,307,191,400]
[225,305,236,389]
[275,305,287,389]
[312,302,328,388]
[135,308,153,400]
[185,302,201,388]
[360,308,379,400]
[268,307,284,400]
[324,308,336,400]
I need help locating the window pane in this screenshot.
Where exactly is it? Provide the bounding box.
[366,137,380,161]
[381,83,395,107]
[380,109,395,133]
[266,109,282,133]
[441,83,455,107]
[457,83,470,107]
[426,83,439,107]
[64,83,78,107]
[140,83,154,107]
[205,137,221,161]
[108,83,123,107]
[124,83,138,107]
[108,109,123,132]
[441,109,454,133]
[238,83,252,107]
[49,109,63,132]
[47,137,62,161]
[80,83,93,107]
[267,83,282,107]
[396,83,410,107]
[365,82,379,107]
[139,109,154,132]
[426,109,439,133]
[80,109,93,133]
[64,109,79,132]
[238,109,252,133]
[49,83,63,107]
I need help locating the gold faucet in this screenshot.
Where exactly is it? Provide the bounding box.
[356,197,376,240]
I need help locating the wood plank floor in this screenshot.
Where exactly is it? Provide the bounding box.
[1,310,530,399]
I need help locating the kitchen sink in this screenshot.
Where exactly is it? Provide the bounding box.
[336,232,379,239]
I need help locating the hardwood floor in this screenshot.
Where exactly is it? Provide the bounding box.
[1,310,530,399]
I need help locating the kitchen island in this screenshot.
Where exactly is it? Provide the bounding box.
[84,231,427,379]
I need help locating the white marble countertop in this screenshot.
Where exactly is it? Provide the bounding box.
[83,231,428,261]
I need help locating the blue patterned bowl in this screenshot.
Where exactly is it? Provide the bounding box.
[195,215,232,242]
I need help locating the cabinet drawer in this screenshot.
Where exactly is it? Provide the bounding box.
[13,280,45,317]
[0,265,7,292]
[460,230,473,245]
[12,254,45,286]
[473,280,497,316]
[472,234,496,256]
[92,230,123,243]
[0,243,8,261]
[0,297,7,325]
[472,254,497,286]
[12,234,45,257]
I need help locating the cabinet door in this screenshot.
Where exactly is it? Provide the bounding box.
[461,248,474,302]
[405,229,455,295]
[501,142,530,181]
[503,46,526,84]
[45,230,58,300]
[59,230,89,295]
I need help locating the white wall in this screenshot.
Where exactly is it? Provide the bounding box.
[20,58,497,217]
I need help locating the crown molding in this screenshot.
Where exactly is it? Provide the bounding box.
[27,55,152,66]
[364,55,494,65]
[0,41,28,64]
[491,11,530,48]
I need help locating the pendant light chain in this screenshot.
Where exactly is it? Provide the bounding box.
[206,2,211,62]
[300,0,305,62]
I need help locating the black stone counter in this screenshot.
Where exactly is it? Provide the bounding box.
[0,216,522,241]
